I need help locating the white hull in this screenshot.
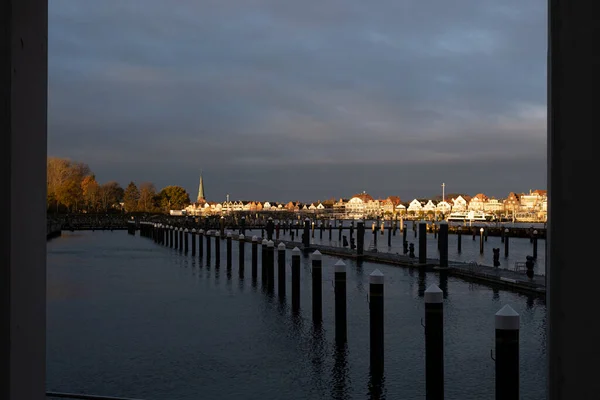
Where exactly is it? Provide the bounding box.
[446,211,494,222]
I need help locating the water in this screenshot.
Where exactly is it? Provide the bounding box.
[47,231,547,399]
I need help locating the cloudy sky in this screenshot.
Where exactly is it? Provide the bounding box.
[48,0,547,203]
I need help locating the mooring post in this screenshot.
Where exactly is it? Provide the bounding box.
[504,229,510,258]
[191,229,196,256]
[251,236,258,281]
[480,227,484,254]
[495,305,520,400]
[226,232,233,270]
[457,226,462,253]
[184,228,189,254]
[439,222,448,269]
[291,247,301,313]
[239,234,245,277]
[267,240,275,293]
[199,229,204,258]
[312,250,323,324]
[303,218,311,249]
[205,230,212,264]
[419,222,427,264]
[261,239,268,285]
[277,242,286,298]
[369,269,384,374]
[179,228,183,252]
[357,220,365,256]
[425,284,444,400]
[387,223,392,247]
[334,260,347,344]
[214,232,221,266]
[338,220,343,242]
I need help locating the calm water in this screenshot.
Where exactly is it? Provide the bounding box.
[47,231,546,400]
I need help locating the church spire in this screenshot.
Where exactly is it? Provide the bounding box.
[197,171,205,203]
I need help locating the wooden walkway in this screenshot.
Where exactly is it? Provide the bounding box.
[237,235,546,296]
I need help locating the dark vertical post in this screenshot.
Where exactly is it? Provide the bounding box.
[457,227,462,253]
[261,239,268,285]
[312,250,323,324]
[504,229,510,257]
[206,231,211,265]
[403,224,408,251]
[277,242,286,298]
[419,222,427,264]
[241,216,246,235]
[338,220,343,242]
[501,227,505,243]
[226,232,232,270]
[291,247,301,312]
[184,228,189,254]
[220,216,225,237]
[215,232,221,266]
[251,236,258,281]
[267,217,274,241]
[238,234,245,277]
[357,220,365,256]
[479,227,484,254]
[170,226,174,248]
[267,240,275,293]
[495,305,520,400]
[439,222,448,269]
[329,222,332,241]
[199,229,204,258]
[191,229,196,256]
[179,228,183,252]
[302,218,310,248]
[425,284,444,400]
[334,260,347,344]
[369,269,384,374]
[311,220,315,238]
[532,230,538,259]
[374,223,378,247]
[319,222,323,240]
[387,223,391,247]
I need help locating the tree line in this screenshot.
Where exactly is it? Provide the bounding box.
[47,157,191,214]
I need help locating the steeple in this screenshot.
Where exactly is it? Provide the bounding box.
[197,171,205,203]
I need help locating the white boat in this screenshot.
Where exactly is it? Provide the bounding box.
[446,211,494,222]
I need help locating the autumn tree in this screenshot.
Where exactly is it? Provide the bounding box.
[123,181,140,212]
[158,185,190,212]
[138,182,157,212]
[99,181,123,212]
[81,175,100,212]
[47,157,91,212]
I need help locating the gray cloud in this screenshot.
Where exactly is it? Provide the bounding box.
[48,0,547,202]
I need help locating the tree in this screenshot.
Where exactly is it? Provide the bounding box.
[158,185,190,212]
[81,175,100,212]
[99,181,123,212]
[123,181,140,212]
[138,182,157,212]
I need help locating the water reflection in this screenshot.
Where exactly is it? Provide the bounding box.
[439,271,448,299]
[493,287,500,302]
[418,269,426,297]
[330,342,350,400]
[356,260,365,292]
[526,294,535,310]
[367,368,386,400]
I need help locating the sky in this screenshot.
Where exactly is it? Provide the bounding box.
[48,0,547,203]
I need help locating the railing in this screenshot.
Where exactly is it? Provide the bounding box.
[46,392,145,400]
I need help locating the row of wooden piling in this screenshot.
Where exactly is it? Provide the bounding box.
[137,221,521,399]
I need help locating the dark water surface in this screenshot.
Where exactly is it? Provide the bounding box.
[47,231,546,400]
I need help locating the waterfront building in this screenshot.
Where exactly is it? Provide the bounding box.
[346,192,373,219]
[435,200,452,214]
[483,198,505,214]
[407,199,423,215]
[333,198,347,218]
[365,199,381,218]
[468,193,488,211]
[395,203,407,215]
[451,195,468,211]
